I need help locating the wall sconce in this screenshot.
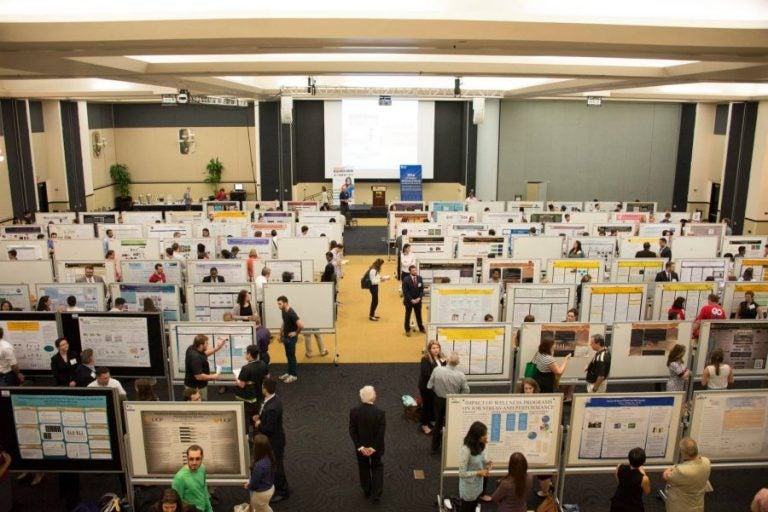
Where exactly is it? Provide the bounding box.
[92,131,107,157]
[179,128,196,155]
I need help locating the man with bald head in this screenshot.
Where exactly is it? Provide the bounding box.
[427,352,470,454]
[663,437,711,511]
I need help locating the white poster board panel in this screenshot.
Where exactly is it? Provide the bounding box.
[78,315,151,367]
[123,402,248,478]
[146,223,192,239]
[586,201,622,213]
[160,238,215,260]
[685,223,725,245]
[258,260,313,284]
[505,284,576,326]
[262,282,335,330]
[187,259,248,284]
[547,201,583,212]
[428,284,500,324]
[204,200,242,214]
[108,239,162,261]
[395,222,443,238]
[689,390,768,462]
[245,200,280,212]
[35,283,105,311]
[0,240,47,260]
[637,223,678,237]
[722,282,768,320]
[481,259,540,285]
[574,236,617,268]
[408,237,453,260]
[652,283,719,321]
[610,259,665,284]
[433,324,513,382]
[0,315,58,369]
[218,237,273,261]
[297,211,346,225]
[0,261,54,289]
[619,236,660,259]
[568,212,610,224]
[734,258,768,281]
[482,212,524,224]
[444,394,563,472]
[388,212,432,240]
[0,225,45,240]
[672,235,719,259]
[519,323,605,381]
[456,236,507,258]
[434,211,476,225]
[612,212,648,224]
[52,239,104,261]
[544,223,590,238]
[48,223,96,240]
[507,201,545,213]
[447,224,492,238]
[580,284,647,323]
[297,223,343,242]
[466,201,506,213]
[0,284,31,310]
[696,321,768,378]
[110,283,181,323]
[167,321,256,380]
[546,259,602,284]
[120,211,164,224]
[120,260,183,285]
[275,237,330,270]
[79,212,118,224]
[417,260,476,298]
[36,212,76,224]
[56,260,116,284]
[676,258,729,282]
[591,224,636,237]
[164,211,204,223]
[512,236,563,260]
[249,222,293,239]
[96,223,144,239]
[566,392,685,466]
[187,284,256,322]
[610,321,693,379]
[723,236,768,258]
[212,211,250,224]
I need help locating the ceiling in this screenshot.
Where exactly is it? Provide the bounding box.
[0,1,767,103]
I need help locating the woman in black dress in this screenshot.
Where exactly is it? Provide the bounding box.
[418,341,446,435]
[231,289,255,320]
[609,447,650,512]
[50,337,79,387]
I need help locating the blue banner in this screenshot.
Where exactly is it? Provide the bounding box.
[399,165,423,201]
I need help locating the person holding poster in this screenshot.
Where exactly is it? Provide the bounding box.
[662,437,711,512]
[458,421,492,511]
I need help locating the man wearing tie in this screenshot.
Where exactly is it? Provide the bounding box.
[659,237,672,260]
[655,261,679,282]
[75,265,105,284]
[402,265,425,336]
[202,267,225,283]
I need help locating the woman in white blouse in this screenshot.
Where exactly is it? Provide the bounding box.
[367,258,389,321]
[399,244,415,281]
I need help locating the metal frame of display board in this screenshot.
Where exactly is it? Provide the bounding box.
[692,320,768,384]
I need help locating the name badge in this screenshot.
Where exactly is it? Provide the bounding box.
[70,358,78,365]
[749,304,756,310]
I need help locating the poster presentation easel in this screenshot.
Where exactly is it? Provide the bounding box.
[689,389,768,462]
[651,282,719,320]
[580,284,647,323]
[504,284,576,326]
[518,323,606,382]
[734,258,768,280]
[0,312,60,373]
[428,324,514,383]
[610,258,665,284]
[695,320,768,379]
[722,282,768,319]
[609,321,693,381]
[546,259,602,284]
[168,321,257,382]
[428,284,500,324]
[676,258,728,281]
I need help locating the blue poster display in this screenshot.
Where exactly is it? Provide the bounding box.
[400,165,423,201]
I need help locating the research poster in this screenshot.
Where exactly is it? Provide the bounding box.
[577,238,617,267]
[78,316,151,367]
[0,285,30,310]
[653,283,716,320]
[265,260,304,283]
[436,327,507,379]
[725,283,768,319]
[12,394,112,461]
[576,396,675,460]
[735,259,768,281]
[172,324,254,377]
[690,391,768,461]
[548,260,601,284]
[507,285,574,326]
[132,407,243,475]
[38,284,103,312]
[419,262,475,297]
[678,259,727,282]
[116,283,180,322]
[583,285,644,323]
[0,319,59,370]
[610,322,692,380]
[122,260,183,284]
[112,239,159,260]
[58,262,111,283]
[430,286,498,323]
[220,238,272,260]
[190,285,249,321]
[189,261,247,283]
[5,244,43,260]
[458,236,506,258]
[541,324,592,357]
[613,260,664,283]
[486,260,536,285]
[445,395,562,470]
[706,322,768,372]
[628,322,677,357]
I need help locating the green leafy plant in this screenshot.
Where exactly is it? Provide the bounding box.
[109,163,132,197]
[204,157,224,192]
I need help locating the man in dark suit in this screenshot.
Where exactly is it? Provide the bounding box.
[402,264,425,336]
[202,267,225,283]
[655,261,679,282]
[349,385,386,502]
[659,237,672,260]
[635,242,657,258]
[253,377,289,503]
[75,265,105,284]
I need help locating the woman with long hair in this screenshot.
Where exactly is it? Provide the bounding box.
[134,378,159,401]
[667,297,686,320]
[532,337,571,393]
[245,434,276,511]
[701,348,734,390]
[231,289,255,320]
[418,341,446,435]
[142,297,159,313]
[36,295,52,312]
[151,488,188,512]
[50,337,78,387]
[492,452,532,512]
[400,244,415,282]
[567,241,584,258]
[367,258,389,321]
[458,421,492,511]
[666,344,690,392]
[0,300,12,312]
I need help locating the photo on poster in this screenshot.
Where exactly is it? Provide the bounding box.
[629,322,678,357]
[489,262,535,284]
[541,324,590,357]
[708,323,768,370]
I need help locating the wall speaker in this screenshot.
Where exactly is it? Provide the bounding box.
[472,97,485,125]
[280,96,293,124]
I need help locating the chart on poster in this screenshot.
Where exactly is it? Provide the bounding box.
[0,316,59,371]
[434,325,512,381]
[169,322,255,379]
[78,316,151,367]
[505,284,576,326]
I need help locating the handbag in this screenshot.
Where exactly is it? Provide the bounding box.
[537,494,558,512]
[524,355,538,378]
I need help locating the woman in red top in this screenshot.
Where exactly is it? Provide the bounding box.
[667,296,685,320]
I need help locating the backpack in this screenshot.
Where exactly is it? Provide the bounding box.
[361,269,372,289]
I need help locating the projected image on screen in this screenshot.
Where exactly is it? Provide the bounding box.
[629,323,678,357]
[541,324,590,357]
[709,323,768,370]
[342,99,418,176]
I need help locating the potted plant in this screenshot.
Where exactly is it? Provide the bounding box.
[204,157,224,197]
[109,163,133,210]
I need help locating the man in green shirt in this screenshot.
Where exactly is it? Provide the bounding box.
[172,445,212,512]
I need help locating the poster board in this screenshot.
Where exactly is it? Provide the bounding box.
[547,201,584,212]
[263,282,335,330]
[212,210,250,223]
[417,260,476,298]
[695,321,768,377]
[482,212,524,224]
[568,212,610,225]
[512,236,563,260]
[164,211,204,223]
[59,312,166,377]
[255,259,313,284]
[519,323,606,381]
[0,312,59,372]
[297,211,346,224]
[580,284,647,323]
[218,237,272,260]
[388,211,431,240]
[55,260,116,284]
[108,239,161,261]
[428,284,501,324]
[120,211,164,224]
[395,222,443,238]
[689,390,768,462]
[36,212,76,224]
[407,236,452,259]
[507,201,545,213]
[387,200,425,212]
[723,237,768,258]
[652,282,719,320]
[625,201,657,213]
[79,212,118,224]
[36,283,105,312]
[432,211,473,226]
[672,235,719,259]
[0,387,124,472]
[96,223,144,240]
[734,258,768,281]
[186,259,248,284]
[0,284,31,310]
[275,237,330,269]
[504,284,576,326]
[610,321,693,379]
[676,258,729,282]
[120,260,183,285]
[430,324,514,382]
[544,223,590,238]
[160,237,215,260]
[443,394,563,472]
[52,239,104,261]
[296,223,343,242]
[167,321,256,381]
[565,392,685,466]
[722,282,768,319]
[456,236,507,258]
[186,284,257,322]
[447,223,492,238]
[146,223,192,239]
[48,223,96,240]
[591,224,635,237]
[0,261,54,289]
[685,223,726,246]
[0,240,47,260]
[481,259,539,285]
[0,225,45,240]
[610,258,665,284]
[546,259,602,284]
[618,236,660,259]
[249,222,293,239]
[110,283,181,323]
[123,401,248,478]
[638,223,678,237]
[574,237,617,268]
